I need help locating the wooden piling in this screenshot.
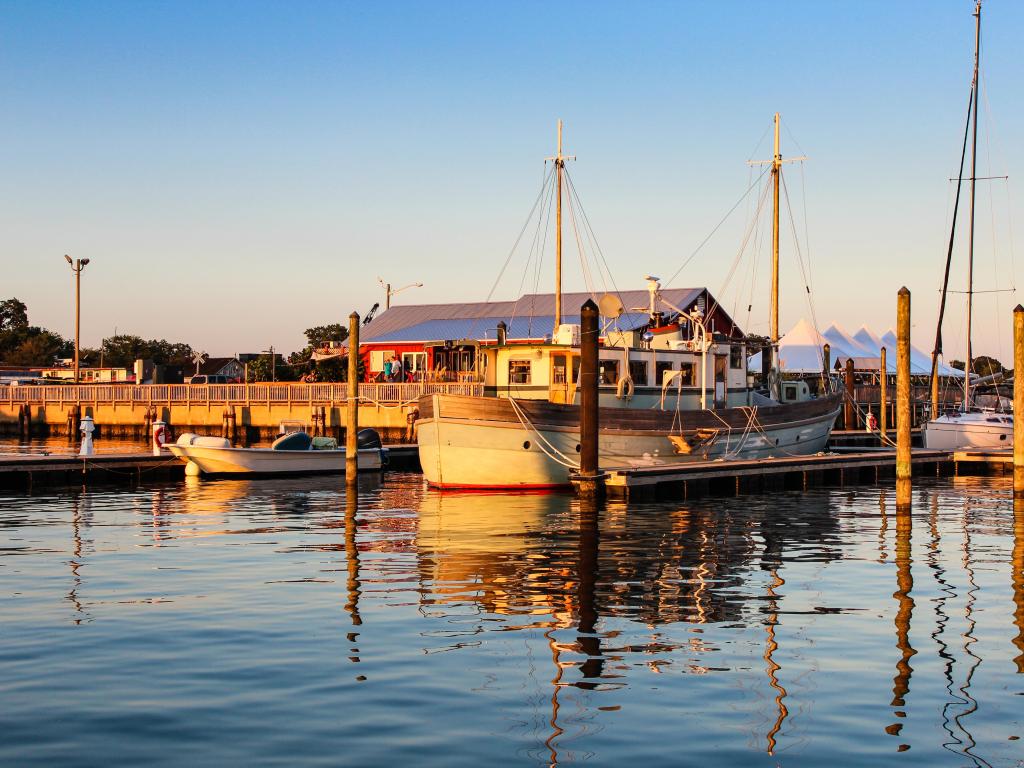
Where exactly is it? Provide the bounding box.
[346,312,360,482]
[844,358,855,429]
[822,343,830,386]
[896,287,912,484]
[575,299,603,498]
[228,407,237,442]
[1014,305,1024,496]
[880,346,888,439]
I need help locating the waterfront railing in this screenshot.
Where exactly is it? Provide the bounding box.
[3,382,483,407]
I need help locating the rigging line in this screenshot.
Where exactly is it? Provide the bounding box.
[707,179,773,325]
[980,67,1018,294]
[780,172,820,341]
[467,164,556,339]
[981,79,1005,365]
[563,169,625,304]
[932,83,976,363]
[509,166,557,340]
[799,162,813,292]
[565,172,603,299]
[564,175,597,299]
[746,120,774,166]
[665,165,771,288]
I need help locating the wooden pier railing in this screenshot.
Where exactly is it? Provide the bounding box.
[3,381,484,407]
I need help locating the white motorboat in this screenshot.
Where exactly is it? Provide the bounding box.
[167,430,388,477]
[922,410,1012,451]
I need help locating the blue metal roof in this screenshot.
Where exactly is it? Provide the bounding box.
[366,313,652,343]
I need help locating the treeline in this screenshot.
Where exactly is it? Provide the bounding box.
[1,297,354,382]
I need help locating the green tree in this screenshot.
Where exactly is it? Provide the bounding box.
[7,330,68,366]
[0,298,28,332]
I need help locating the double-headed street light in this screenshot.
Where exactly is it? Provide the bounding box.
[64,255,90,383]
[377,277,423,310]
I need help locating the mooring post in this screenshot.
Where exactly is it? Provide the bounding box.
[1014,305,1024,497]
[822,343,831,391]
[574,299,604,498]
[346,312,360,483]
[896,288,912,506]
[844,358,855,429]
[880,346,888,440]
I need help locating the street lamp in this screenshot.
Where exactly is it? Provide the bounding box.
[377,277,423,310]
[64,255,90,383]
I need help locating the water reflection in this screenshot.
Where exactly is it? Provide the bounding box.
[5,475,1024,766]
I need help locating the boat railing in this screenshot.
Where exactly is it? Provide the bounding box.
[2,381,484,407]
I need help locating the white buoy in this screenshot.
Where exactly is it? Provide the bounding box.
[79,415,95,457]
[185,460,202,477]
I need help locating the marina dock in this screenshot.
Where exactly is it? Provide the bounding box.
[0,445,421,489]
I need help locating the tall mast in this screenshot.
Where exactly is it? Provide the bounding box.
[555,119,564,331]
[770,113,781,370]
[965,0,981,408]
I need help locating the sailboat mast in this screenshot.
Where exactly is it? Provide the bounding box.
[555,119,564,332]
[965,0,981,408]
[770,113,782,399]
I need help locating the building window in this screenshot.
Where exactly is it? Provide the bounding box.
[730,345,743,369]
[629,360,648,386]
[599,360,619,385]
[509,360,532,385]
[552,354,568,385]
[679,362,695,387]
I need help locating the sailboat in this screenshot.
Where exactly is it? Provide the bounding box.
[922,1,1012,451]
[416,119,841,488]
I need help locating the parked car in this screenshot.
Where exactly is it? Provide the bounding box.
[185,374,233,385]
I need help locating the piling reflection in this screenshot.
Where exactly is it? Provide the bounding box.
[67,491,92,623]
[345,490,363,673]
[1014,499,1024,673]
[886,500,914,750]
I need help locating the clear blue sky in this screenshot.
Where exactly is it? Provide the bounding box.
[1,1,1021,362]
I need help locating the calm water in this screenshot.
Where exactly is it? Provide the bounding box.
[2,474,1023,766]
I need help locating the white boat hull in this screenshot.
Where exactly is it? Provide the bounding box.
[418,395,839,489]
[922,412,1013,451]
[167,444,385,476]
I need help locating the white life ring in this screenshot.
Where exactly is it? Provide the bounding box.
[616,375,635,401]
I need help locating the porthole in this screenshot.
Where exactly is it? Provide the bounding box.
[1000,434,1007,441]
[575,444,582,453]
[523,441,531,450]
[775,438,780,445]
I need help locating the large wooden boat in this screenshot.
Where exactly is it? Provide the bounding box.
[416,119,840,488]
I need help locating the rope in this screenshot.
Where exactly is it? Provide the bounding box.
[840,388,898,447]
[507,398,581,470]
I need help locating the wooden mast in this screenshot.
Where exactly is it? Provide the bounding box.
[549,120,574,334]
[770,113,781,400]
[965,0,981,409]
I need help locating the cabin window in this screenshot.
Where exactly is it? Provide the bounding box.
[599,360,619,385]
[552,354,568,385]
[679,362,695,387]
[572,356,581,383]
[656,361,674,386]
[730,345,743,369]
[509,359,532,385]
[785,384,797,400]
[629,360,648,386]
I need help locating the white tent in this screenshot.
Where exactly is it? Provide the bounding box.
[747,317,829,374]
[748,319,966,377]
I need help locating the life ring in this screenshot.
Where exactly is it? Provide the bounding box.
[616,375,635,401]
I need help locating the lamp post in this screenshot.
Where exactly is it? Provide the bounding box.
[377,277,423,310]
[64,255,90,383]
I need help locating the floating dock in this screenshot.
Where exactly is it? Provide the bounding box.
[0,445,421,490]
[599,449,955,500]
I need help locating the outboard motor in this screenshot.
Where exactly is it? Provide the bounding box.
[356,428,383,450]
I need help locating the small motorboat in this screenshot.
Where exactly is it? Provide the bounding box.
[167,429,389,477]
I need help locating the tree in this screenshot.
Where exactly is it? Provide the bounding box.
[304,324,347,349]
[0,298,28,332]
[101,335,149,367]
[971,355,1004,378]
[6,330,69,366]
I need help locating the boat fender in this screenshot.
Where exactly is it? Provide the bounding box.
[616,375,635,401]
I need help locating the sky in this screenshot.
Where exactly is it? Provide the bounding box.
[1,0,1021,363]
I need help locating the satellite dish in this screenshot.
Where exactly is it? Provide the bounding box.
[598,293,624,319]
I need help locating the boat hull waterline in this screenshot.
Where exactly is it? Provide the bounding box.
[167,444,385,476]
[417,393,841,488]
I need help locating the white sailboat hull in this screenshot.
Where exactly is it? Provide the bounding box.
[167,444,385,475]
[921,412,1013,451]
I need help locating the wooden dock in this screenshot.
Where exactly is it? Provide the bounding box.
[600,449,953,500]
[0,445,421,490]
